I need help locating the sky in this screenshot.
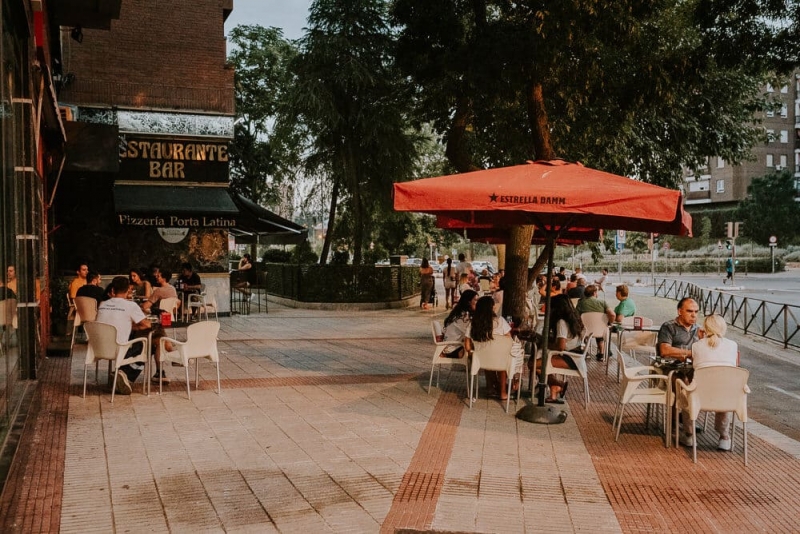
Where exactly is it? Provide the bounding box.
[224,0,312,41]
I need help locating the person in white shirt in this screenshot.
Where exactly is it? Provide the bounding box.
[594,268,608,288]
[680,314,739,451]
[96,276,151,395]
[455,253,473,279]
[466,296,512,399]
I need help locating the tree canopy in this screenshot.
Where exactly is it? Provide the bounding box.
[737,170,800,245]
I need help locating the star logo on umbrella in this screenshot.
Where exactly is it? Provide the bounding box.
[489,193,498,202]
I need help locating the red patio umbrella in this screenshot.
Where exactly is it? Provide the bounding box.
[436,215,601,245]
[394,160,692,424]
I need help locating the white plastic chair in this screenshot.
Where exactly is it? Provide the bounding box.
[479,278,491,295]
[581,311,611,361]
[469,335,514,411]
[612,348,672,446]
[67,293,76,321]
[186,284,208,322]
[159,297,181,322]
[428,320,469,394]
[674,366,750,465]
[545,331,593,406]
[83,322,150,402]
[158,321,221,398]
[619,316,657,364]
[71,296,98,355]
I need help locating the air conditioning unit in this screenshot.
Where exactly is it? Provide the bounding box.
[775,165,783,171]
[58,105,77,122]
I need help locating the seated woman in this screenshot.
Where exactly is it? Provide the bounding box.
[440,289,478,358]
[467,295,512,400]
[457,273,471,294]
[129,268,153,299]
[679,314,739,450]
[534,294,584,404]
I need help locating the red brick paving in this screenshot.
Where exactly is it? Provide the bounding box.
[0,357,70,533]
[569,358,800,533]
[380,388,464,534]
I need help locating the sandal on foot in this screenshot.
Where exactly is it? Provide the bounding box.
[545,397,565,404]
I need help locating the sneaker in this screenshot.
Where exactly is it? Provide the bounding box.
[718,437,732,451]
[115,370,132,395]
[679,433,695,447]
[151,371,170,385]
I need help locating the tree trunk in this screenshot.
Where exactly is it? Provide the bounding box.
[526,243,552,290]
[320,177,339,265]
[445,96,480,173]
[527,81,555,161]
[503,226,534,319]
[496,244,506,270]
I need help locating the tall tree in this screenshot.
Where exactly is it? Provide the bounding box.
[737,170,800,245]
[227,25,300,205]
[289,0,418,264]
[393,0,800,318]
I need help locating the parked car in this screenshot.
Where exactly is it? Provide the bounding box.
[405,258,423,267]
[431,262,443,273]
[471,260,496,275]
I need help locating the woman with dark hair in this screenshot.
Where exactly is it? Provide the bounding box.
[468,295,512,399]
[441,289,478,358]
[419,258,434,309]
[534,294,584,403]
[129,268,152,299]
[443,257,457,309]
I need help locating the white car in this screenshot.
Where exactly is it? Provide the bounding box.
[471,261,496,275]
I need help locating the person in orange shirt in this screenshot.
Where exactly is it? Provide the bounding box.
[68,263,89,298]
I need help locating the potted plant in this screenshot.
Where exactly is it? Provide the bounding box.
[50,276,71,336]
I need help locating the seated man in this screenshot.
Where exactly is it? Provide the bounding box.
[96,276,152,395]
[657,297,702,361]
[0,265,17,300]
[613,284,636,322]
[567,277,586,299]
[576,284,615,360]
[141,269,178,314]
[76,271,107,304]
[68,263,89,299]
[177,262,202,292]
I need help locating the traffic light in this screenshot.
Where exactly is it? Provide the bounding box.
[725,239,732,250]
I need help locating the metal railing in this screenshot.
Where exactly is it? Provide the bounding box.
[654,278,800,350]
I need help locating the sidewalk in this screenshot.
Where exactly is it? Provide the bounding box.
[2,294,800,532]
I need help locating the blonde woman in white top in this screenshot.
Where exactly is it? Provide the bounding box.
[682,314,739,451]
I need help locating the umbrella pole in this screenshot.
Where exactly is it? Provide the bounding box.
[517,232,567,424]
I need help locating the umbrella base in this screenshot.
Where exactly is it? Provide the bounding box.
[516,404,568,425]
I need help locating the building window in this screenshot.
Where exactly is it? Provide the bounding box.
[716,179,725,193]
[766,83,774,92]
[766,154,774,167]
[717,158,725,168]
[780,84,789,93]
[781,104,788,118]
[780,154,788,168]
[767,109,775,118]
[781,130,789,143]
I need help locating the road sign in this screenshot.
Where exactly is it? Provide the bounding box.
[769,235,777,244]
[617,230,626,240]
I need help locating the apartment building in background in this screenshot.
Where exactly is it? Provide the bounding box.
[684,71,800,210]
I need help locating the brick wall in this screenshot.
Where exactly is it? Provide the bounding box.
[59,0,234,114]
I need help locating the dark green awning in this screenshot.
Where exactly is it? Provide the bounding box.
[113,185,238,228]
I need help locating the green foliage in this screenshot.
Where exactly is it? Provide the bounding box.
[736,170,800,245]
[289,0,420,265]
[50,276,71,326]
[330,250,350,265]
[292,240,319,264]
[227,25,301,205]
[262,249,292,263]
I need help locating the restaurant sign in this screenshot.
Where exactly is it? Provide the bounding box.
[117,214,237,228]
[118,135,229,183]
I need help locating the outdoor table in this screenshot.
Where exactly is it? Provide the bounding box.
[611,322,661,361]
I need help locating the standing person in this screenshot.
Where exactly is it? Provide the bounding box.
[467,295,512,400]
[129,268,153,299]
[533,294,584,403]
[68,263,89,298]
[419,258,434,310]
[76,271,107,304]
[441,289,478,358]
[681,314,739,450]
[442,258,457,309]
[556,267,567,282]
[455,253,473,279]
[613,284,636,322]
[657,297,702,360]
[594,268,608,289]
[96,276,152,395]
[724,257,733,284]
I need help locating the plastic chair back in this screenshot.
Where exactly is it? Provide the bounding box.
[74,296,98,323]
[159,297,181,321]
[684,366,749,420]
[83,322,122,362]
[432,320,444,341]
[471,335,514,375]
[184,321,221,362]
[479,279,491,294]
